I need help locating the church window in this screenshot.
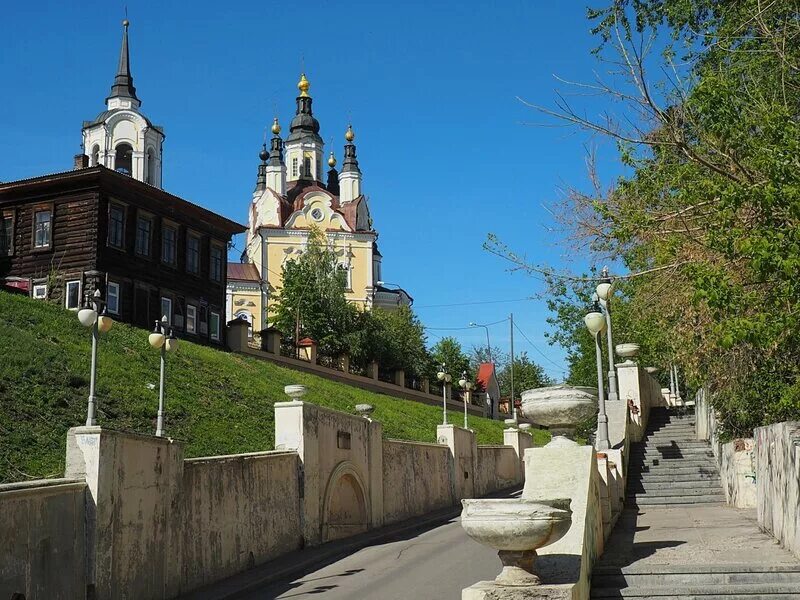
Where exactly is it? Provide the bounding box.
[310,208,324,222]
[186,233,201,274]
[115,143,133,175]
[145,149,155,184]
[303,153,312,178]
[91,145,100,167]
[291,157,299,178]
[108,204,125,249]
[338,263,352,291]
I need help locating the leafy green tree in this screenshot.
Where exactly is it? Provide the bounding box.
[497,352,553,399]
[270,227,357,356]
[431,337,471,382]
[353,306,430,377]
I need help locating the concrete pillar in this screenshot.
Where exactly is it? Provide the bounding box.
[226,319,249,352]
[261,327,281,354]
[503,427,533,484]
[64,427,184,600]
[437,424,476,501]
[369,361,379,381]
[422,378,430,394]
[596,452,612,540]
[616,363,649,442]
[274,401,384,546]
[394,369,405,388]
[340,353,350,374]
[297,338,318,364]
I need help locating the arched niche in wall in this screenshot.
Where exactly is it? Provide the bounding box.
[321,461,370,542]
[115,143,133,175]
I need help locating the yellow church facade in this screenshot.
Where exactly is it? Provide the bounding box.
[226,76,411,335]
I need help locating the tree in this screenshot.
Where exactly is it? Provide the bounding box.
[430,337,471,382]
[270,227,357,356]
[488,1,800,435]
[354,306,430,377]
[497,352,553,399]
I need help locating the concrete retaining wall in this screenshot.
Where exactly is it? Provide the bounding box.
[720,439,757,509]
[175,451,302,593]
[0,478,87,600]
[474,445,519,497]
[755,421,800,560]
[382,440,453,524]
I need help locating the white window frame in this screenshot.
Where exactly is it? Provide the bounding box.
[65,280,81,310]
[161,296,173,326]
[186,304,197,334]
[210,311,221,341]
[338,263,352,291]
[32,284,47,299]
[107,282,120,315]
[34,209,52,249]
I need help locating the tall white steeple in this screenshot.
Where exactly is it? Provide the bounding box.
[82,20,165,187]
[338,124,362,203]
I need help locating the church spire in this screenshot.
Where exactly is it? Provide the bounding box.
[339,124,362,203]
[108,20,139,104]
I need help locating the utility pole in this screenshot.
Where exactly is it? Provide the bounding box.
[510,312,516,421]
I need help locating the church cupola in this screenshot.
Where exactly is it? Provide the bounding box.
[338,125,362,203]
[285,74,324,184]
[326,151,340,195]
[82,20,165,188]
[254,144,268,193]
[266,118,287,195]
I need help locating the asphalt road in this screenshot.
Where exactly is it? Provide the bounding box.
[238,514,502,600]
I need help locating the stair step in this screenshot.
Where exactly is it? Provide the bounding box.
[628,481,721,491]
[630,474,720,483]
[591,582,800,597]
[593,571,800,586]
[627,494,725,505]
[627,486,722,496]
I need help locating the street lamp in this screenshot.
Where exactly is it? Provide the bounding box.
[468,322,492,363]
[78,289,113,426]
[459,371,474,430]
[584,302,610,450]
[595,266,619,403]
[148,316,178,437]
[436,363,452,425]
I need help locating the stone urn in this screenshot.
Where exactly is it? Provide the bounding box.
[615,343,640,364]
[461,498,572,586]
[645,366,659,375]
[284,384,308,401]
[520,385,597,445]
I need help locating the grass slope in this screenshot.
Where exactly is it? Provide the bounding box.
[0,292,548,482]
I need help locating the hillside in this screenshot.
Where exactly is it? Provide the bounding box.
[0,291,548,482]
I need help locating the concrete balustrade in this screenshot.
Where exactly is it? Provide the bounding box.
[0,394,530,600]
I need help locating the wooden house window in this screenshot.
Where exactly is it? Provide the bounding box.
[108,204,125,249]
[33,210,51,249]
[186,234,200,274]
[210,312,221,341]
[186,304,197,334]
[161,225,177,265]
[107,282,120,315]
[32,284,47,299]
[0,212,13,256]
[135,216,151,256]
[210,245,223,282]
[65,281,81,310]
[160,296,173,326]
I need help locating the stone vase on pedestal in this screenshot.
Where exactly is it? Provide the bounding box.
[520,385,598,446]
[461,498,572,586]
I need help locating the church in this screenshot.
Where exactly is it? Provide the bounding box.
[226,75,411,334]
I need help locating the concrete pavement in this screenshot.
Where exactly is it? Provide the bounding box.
[239,515,501,599]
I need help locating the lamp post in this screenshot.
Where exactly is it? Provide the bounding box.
[436,363,452,425]
[77,289,114,426]
[595,266,619,403]
[584,302,610,450]
[149,316,178,437]
[468,321,492,363]
[459,371,474,430]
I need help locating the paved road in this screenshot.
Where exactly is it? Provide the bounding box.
[239,514,501,600]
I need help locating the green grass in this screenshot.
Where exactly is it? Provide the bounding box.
[0,292,549,482]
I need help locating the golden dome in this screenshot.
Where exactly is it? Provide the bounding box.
[297,73,310,97]
[328,151,337,167]
[345,124,355,142]
[271,117,281,135]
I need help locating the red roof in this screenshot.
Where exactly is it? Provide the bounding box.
[476,363,497,392]
[227,262,260,282]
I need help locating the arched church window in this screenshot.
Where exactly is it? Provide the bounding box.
[292,157,299,178]
[91,145,100,166]
[145,148,155,184]
[115,143,133,176]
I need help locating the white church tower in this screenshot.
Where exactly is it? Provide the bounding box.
[82,20,165,188]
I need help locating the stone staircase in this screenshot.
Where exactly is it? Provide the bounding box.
[591,407,800,599]
[626,407,724,506]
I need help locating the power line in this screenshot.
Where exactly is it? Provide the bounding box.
[513,322,565,371]
[415,297,535,309]
[423,318,509,332]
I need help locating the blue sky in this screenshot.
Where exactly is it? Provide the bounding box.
[0,1,625,380]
